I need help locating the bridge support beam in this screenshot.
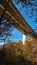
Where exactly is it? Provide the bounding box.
[23,34,26,45]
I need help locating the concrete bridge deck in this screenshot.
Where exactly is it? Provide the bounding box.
[0,0,37,39]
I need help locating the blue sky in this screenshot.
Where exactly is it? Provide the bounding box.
[10,28,23,42]
[12,0,37,33]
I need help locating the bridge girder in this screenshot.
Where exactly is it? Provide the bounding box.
[0,0,37,39]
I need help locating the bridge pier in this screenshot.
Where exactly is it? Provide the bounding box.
[23,34,26,45]
[23,34,31,45]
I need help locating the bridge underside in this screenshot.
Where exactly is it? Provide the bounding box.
[0,0,37,39]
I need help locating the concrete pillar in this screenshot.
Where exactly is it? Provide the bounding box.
[23,34,26,45]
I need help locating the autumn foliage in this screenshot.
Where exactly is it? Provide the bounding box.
[0,41,37,65]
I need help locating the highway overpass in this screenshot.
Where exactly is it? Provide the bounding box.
[0,0,37,40]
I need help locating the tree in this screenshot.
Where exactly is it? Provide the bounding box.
[0,18,15,45]
[17,0,37,6]
[0,1,17,45]
[16,0,37,32]
[16,0,37,31]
